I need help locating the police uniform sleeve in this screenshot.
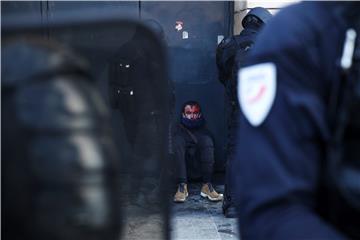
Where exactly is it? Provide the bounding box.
[232,4,346,239]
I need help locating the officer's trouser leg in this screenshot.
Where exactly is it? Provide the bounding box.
[224,109,239,206]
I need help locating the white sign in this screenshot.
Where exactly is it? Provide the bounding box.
[175,21,183,31]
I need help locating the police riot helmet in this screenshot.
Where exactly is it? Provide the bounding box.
[242,7,272,28]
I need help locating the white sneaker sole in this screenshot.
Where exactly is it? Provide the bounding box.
[200,192,223,201]
[174,193,189,203]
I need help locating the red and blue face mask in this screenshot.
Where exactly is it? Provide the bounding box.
[181,102,204,128]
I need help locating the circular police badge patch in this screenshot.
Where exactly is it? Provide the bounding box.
[238,62,276,127]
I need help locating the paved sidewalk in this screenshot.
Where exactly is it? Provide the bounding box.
[171,183,239,240]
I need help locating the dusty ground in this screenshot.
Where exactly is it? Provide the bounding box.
[171,183,239,240]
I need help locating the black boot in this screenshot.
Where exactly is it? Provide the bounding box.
[222,195,237,218]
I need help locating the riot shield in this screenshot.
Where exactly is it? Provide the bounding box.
[2,6,171,240]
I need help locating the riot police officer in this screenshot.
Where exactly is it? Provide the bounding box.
[233,2,360,239]
[216,7,272,218]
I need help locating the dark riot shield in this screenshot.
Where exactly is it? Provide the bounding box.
[2,7,171,240]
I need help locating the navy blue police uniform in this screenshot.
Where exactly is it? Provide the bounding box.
[217,26,258,218]
[233,2,360,239]
[216,7,272,218]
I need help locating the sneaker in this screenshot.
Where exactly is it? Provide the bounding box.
[200,183,223,201]
[174,183,188,203]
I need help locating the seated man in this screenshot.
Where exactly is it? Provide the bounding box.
[173,100,223,203]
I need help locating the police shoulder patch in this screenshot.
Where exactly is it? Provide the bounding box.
[238,62,276,127]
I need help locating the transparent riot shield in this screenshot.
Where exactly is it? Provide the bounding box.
[2,7,171,240]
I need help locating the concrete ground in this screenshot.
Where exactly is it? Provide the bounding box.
[171,183,239,240]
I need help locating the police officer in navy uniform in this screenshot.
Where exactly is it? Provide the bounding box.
[216,7,272,218]
[233,2,360,239]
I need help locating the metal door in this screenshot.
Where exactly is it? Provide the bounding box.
[140,1,233,170]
